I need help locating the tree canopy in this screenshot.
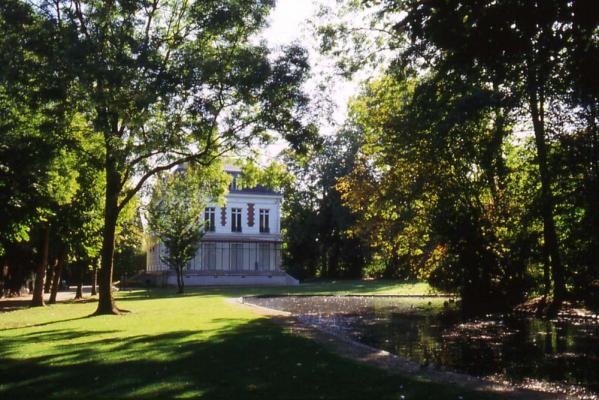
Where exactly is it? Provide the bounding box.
[1,0,317,313]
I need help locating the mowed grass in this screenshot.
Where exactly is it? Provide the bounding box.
[0,281,489,399]
[180,279,446,298]
[260,279,443,296]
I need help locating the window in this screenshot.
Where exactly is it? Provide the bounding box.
[258,243,270,270]
[202,243,216,270]
[204,207,216,232]
[230,243,243,270]
[259,209,270,233]
[229,173,238,191]
[231,208,242,232]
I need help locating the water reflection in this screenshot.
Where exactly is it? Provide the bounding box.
[245,295,599,397]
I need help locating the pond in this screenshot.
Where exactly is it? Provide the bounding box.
[244,295,599,399]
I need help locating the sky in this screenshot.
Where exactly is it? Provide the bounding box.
[259,0,361,161]
[264,0,316,46]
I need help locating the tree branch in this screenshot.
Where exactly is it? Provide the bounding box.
[118,130,242,213]
[73,0,90,39]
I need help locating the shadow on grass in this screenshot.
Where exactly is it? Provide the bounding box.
[0,317,493,400]
[63,298,98,304]
[0,297,98,317]
[1,315,94,331]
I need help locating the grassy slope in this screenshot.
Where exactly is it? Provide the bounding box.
[0,281,490,399]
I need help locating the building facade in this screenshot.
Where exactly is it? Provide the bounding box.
[146,167,298,286]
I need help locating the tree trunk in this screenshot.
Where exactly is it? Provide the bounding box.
[91,263,98,296]
[49,251,66,304]
[542,244,551,298]
[587,100,599,289]
[175,267,182,293]
[75,262,84,299]
[31,225,50,307]
[528,84,565,303]
[179,266,184,293]
[95,155,121,315]
[44,261,54,293]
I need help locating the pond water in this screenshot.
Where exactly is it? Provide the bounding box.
[244,295,599,398]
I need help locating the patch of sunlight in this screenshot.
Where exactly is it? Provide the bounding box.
[124,381,205,398]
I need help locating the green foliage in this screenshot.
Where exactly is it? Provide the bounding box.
[318,0,598,311]
[114,197,145,279]
[311,1,400,78]
[0,81,74,254]
[43,149,79,211]
[0,72,85,300]
[238,159,293,192]
[383,0,599,305]
[337,74,540,310]
[280,128,372,280]
[1,0,318,312]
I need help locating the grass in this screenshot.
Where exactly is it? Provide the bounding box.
[263,279,443,296]
[0,281,491,399]
[172,279,446,298]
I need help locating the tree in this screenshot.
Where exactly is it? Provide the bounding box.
[53,127,105,302]
[1,0,317,314]
[335,72,545,312]
[0,2,104,307]
[318,0,598,307]
[265,129,371,280]
[114,200,145,283]
[381,0,599,303]
[0,3,78,303]
[147,164,227,293]
[30,148,80,306]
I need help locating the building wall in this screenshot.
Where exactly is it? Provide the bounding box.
[208,193,281,235]
[147,241,163,272]
[148,241,282,272]
[146,192,283,273]
[188,241,281,271]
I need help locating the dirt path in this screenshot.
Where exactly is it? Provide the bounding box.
[230,297,576,400]
[0,287,96,312]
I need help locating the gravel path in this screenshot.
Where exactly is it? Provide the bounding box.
[0,287,96,312]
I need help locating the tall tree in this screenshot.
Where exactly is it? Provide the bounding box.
[30,149,80,306]
[53,126,105,302]
[337,73,540,311]
[1,0,316,314]
[363,0,599,303]
[0,2,77,302]
[276,128,371,280]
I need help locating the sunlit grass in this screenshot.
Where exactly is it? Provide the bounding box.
[285,279,443,296]
[158,279,447,299]
[0,282,491,399]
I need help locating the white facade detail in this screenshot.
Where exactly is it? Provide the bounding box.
[146,168,298,286]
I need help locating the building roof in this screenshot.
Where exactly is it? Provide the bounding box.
[224,164,242,173]
[229,184,281,196]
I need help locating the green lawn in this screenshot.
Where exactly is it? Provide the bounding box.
[254,279,444,296]
[173,279,446,298]
[0,281,490,399]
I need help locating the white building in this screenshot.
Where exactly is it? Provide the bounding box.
[146,166,298,286]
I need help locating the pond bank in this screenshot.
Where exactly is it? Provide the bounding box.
[515,296,599,321]
[235,296,590,400]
